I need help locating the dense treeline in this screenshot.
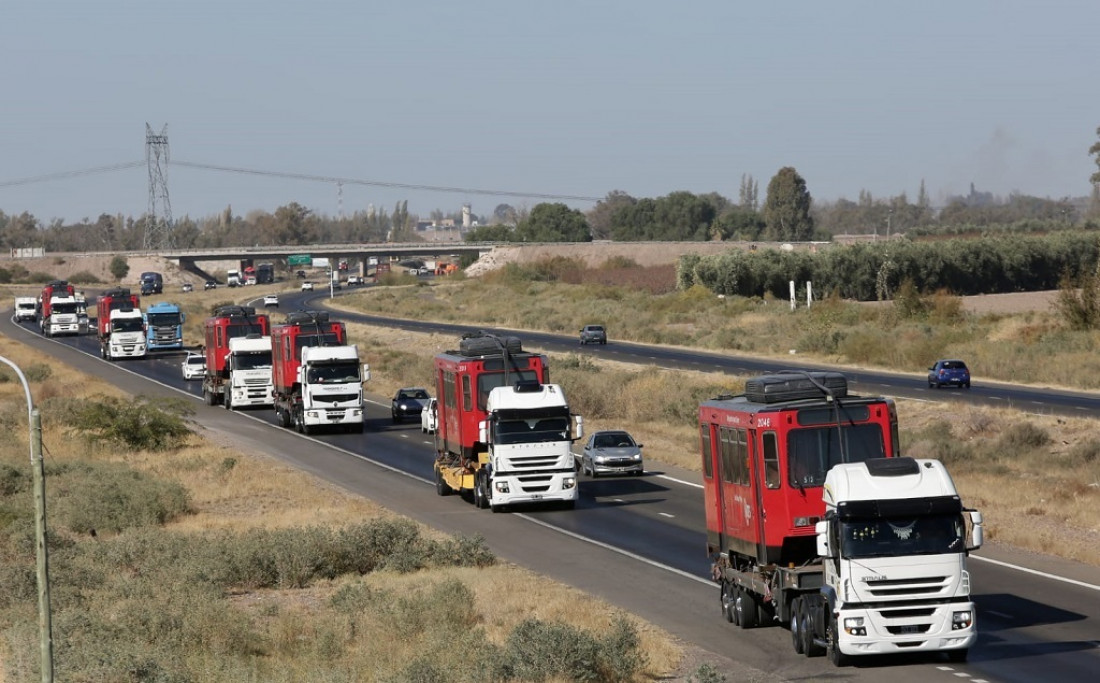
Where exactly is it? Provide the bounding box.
[3,165,1099,252]
[677,232,1100,301]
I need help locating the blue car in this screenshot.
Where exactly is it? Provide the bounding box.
[928,359,971,389]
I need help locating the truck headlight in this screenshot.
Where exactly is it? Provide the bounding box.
[563,476,576,489]
[494,481,510,493]
[843,617,866,636]
[951,611,973,630]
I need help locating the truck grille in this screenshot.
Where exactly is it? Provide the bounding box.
[516,474,554,493]
[153,328,177,342]
[313,393,358,404]
[243,377,270,386]
[510,455,568,470]
[863,575,948,597]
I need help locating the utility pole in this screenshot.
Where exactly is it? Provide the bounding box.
[145,123,173,250]
[0,357,53,682]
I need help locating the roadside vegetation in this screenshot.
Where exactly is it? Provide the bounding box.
[331,258,1100,567]
[0,339,689,682]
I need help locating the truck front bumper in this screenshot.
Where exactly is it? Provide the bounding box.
[303,406,363,426]
[110,343,147,358]
[836,602,976,657]
[230,386,275,406]
[490,471,579,506]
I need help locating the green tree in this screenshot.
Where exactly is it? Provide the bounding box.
[515,203,591,242]
[109,255,129,281]
[272,202,317,246]
[585,190,635,240]
[465,223,517,241]
[1090,126,1100,184]
[762,167,815,241]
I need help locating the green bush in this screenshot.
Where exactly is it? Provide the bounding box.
[72,395,193,451]
[50,461,193,534]
[108,255,129,281]
[68,270,104,285]
[998,422,1051,450]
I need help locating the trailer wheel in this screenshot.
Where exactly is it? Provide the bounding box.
[721,583,735,623]
[435,468,452,496]
[277,407,291,429]
[790,597,804,653]
[827,617,850,667]
[734,586,758,629]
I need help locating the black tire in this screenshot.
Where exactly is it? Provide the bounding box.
[392,414,400,424]
[790,598,804,654]
[224,393,232,411]
[735,586,758,629]
[964,382,971,389]
[435,467,452,496]
[474,472,490,509]
[801,603,823,657]
[827,617,850,667]
[945,648,968,663]
[721,584,735,624]
[203,389,214,406]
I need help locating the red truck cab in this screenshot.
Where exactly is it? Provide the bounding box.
[203,306,271,376]
[95,287,141,339]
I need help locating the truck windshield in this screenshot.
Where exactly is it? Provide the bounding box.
[307,363,360,384]
[232,353,272,370]
[51,302,78,314]
[840,514,966,558]
[294,333,342,357]
[494,416,570,445]
[226,323,266,339]
[477,370,540,411]
[147,313,181,326]
[788,424,886,488]
[113,317,144,333]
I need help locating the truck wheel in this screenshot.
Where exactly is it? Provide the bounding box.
[435,468,452,496]
[827,617,850,667]
[224,394,233,411]
[735,586,758,629]
[474,473,490,509]
[277,408,291,429]
[720,583,735,623]
[203,389,214,406]
[801,602,824,657]
[790,598,804,654]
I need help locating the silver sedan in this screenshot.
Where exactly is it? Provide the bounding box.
[579,430,643,477]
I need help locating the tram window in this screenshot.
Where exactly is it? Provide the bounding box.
[763,432,780,489]
[701,424,713,479]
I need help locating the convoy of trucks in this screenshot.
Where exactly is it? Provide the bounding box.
[271,310,367,434]
[432,332,581,511]
[144,301,186,351]
[37,280,81,337]
[701,371,981,666]
[202,305,271,406]
[95,287,146,360]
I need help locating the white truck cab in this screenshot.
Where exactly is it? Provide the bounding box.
[14,296,37,322]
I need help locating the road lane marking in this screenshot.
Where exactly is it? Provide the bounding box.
[658,512,674,518]
[970,555,1100,591]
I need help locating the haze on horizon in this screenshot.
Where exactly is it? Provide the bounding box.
[2,0,1098,224]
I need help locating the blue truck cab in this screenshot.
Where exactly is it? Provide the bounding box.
[144,301,185,350]
[140,271,164,295]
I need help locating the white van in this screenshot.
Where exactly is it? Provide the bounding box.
[15,297,37,322]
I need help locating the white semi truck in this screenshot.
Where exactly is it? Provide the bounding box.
[101,308,148,360]
[221,335,275,410]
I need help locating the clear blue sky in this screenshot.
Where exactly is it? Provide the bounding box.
[2,0,1098,225]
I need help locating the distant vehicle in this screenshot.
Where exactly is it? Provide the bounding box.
[421,397,438,434]
[347,275,362,286]
[391,387,430,424]
[14,296,37,322]
[928,359,971,389]
[263,294,279,308]
[579,324,607,345]
[301,281,314,291]
[296,270,307,279]
[181,353,206,380]
[140,271,163,295]
[204,280,218,290]
[579,430,643,477]
[181,282,193,293]
[226,269,241,287]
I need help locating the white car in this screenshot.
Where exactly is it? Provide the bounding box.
[181,353,206,380]
[421,397,438,434]
[347,275,361,286]
[301,281,314,291]
[263,294,279,308]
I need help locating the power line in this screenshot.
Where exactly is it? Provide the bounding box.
[171,160,603,202]
[0,161,145,189]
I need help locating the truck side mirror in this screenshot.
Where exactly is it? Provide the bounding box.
[478,419,489,444]
[361,364,371,382]
[967,510,984,551]
[815,520,833,558]
[573,415,584,441]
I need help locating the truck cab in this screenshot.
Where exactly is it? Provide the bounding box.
[102,307,147,360]
[811,457,982,664]
[223,335,274,409]
[145,301,185,350]
[14,296,37,322]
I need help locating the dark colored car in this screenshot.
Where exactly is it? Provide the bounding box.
[204,280,218,290]
[579,430,643,477]
[928,359,971,389]
[391,387,430,424]
[579,324,607,345]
